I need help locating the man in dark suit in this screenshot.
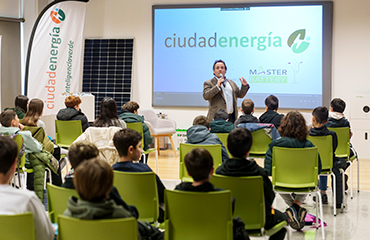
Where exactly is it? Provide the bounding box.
[203,60,250,123]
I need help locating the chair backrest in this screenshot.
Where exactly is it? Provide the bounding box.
[272,147,318,188]
[250,129,272,155]
[0,212,35,240]
[179,143,222,182]
[47,183,79,223]
[58,215,137,240]
[307,135,333,170]
[164,189,233,240]
[55,120,83,148]
[113,171,158,223]
[327,127,350,158]
[138,109,159,127]
[211,175,265,230]
[126,122,145,149]
[215,133,231,157]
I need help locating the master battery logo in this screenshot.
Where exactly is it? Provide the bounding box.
[50,8,65,24]
[287,29,310,54]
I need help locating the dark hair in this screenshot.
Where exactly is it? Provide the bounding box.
[242,99,254,115]
[312,106,328,124]
[213,109,228,120]
[213,60,227,71]
[330,98,346,113]
[0,110,16,127]
[113,128,142,157]
[265,95,279,111]
[15,95,29,113]
[68,141,100,169]
[65,96,82,108]
[74,158,113,202]
[193,115,210,128]
[122,101,140,113]
[21,98,43,126]
[0,136,18,174]
[184,148,213,181]
[278,111,307,141]
[93,97,119,127]
[227,128,253,158]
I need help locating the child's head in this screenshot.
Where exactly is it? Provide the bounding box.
[227,128,253,158]
[113,128,142,159]
[184,148,214,182]
[193,115,210,128]
[68,141,100,169]
[265,95,279,111]
[312,106,329,125]
[0,110,18,127]
[74,158,113,202]
[0,136,18,175]
[213,109,228,120]
[330,98,346,113]
[241,99,254,115]
[278,111,307,141]
[122,101,140,114]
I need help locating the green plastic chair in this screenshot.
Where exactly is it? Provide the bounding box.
[0,212,35,240]
[164,189,233,240]
[272,147,325,238]
[211,175,288,238]
[179,143,222,182]
[113,171,159,223]
[55,120,83,149]
[126,122,159,173]
[58,215,138,240]
[215,133,232,157]
[10,135,27,189]
[328,127,357,198]
[249,129,272,158]
[308,135,338,215]
[47,183,79,223]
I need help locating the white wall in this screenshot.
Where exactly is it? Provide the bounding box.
[23,0,370,131]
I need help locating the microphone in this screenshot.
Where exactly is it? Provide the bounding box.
[219,74,226,87]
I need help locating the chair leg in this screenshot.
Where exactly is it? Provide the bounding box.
[348,160,353,199]
[155,136,160,156]
[357,155,360,192]
[155,150,159,174]
[331,172,336,216]
[168,134,177,157]
[318,192,325,239]
[340,169,345,208]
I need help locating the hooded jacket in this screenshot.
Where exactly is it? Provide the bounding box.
[57,108,89,132]
[234,114,259,127]
[210,119,235,133]
[4,107,26,119]
[264,137,322,176]
[325,111,351,128]
[259,110,284,129]
[186,125,229,162]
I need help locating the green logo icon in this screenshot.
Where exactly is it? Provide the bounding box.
[287,29,310,53]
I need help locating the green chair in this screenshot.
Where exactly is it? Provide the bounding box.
[215,133,232,157]
[11,135,27,189]
[126,122,159,173]
[164,189,233,240]
[58,215,138,240]
[47,183,79,223]
[179,143,222,182]
[272,147,325,238]
[249,129,272,158]
[308,135,338,215]
[328,127,357,199]
[211,175,288,238]
[113,171,159,223]
[0,212,35,240]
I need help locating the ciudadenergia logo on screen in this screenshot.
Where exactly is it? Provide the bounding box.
[50,8,65,24]
[163,29,310,53]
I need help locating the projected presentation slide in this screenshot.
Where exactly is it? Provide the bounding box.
[153,3,332,109]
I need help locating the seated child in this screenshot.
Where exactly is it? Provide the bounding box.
[309,106,344,209]
[112,128,166,222]
[234,99,259,127]
[216,128,287,240]
[210,109,235,133]
[264,111,321,231]
[259,95,284,129]
[62,140,139,218]
[186,115,229,162]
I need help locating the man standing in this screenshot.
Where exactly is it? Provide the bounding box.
[203,60,250,123]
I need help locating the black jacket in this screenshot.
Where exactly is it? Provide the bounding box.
[234,114,259,127]
[57,108,89,132]
[259,110,284,129]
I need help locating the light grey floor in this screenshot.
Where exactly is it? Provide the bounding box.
[162,179,370,240]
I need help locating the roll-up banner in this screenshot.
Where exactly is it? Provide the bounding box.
[25,0,89,115]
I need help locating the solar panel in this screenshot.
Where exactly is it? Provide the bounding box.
[82,38,133,119]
